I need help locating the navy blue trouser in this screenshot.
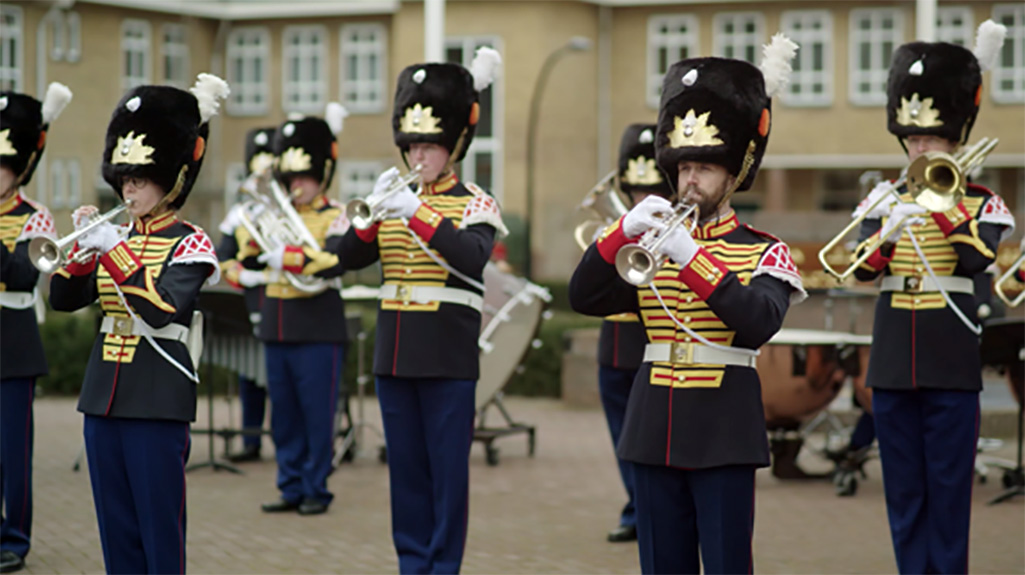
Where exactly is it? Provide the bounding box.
[633,463,756,575]
[83,415,190,575]
[376,376,476,575]
[0,378,34,560]
[265,342,343,506]
[598,365,637,528]
[848,411,876,451]
[873,388,979,575]
[238,376,267,450]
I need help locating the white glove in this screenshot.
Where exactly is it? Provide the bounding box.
[654,223,699,266]
[623,195,672,239]
[857,182,898,220]
[1019,235,1025,253]
[237,268,267,288]
[369,167,402,202]
[219,204,244,235]
[880,202,928,244]
[72,205,100,231]
[257,245,286,270]
[77,221,122,254]
[378,187,423,220]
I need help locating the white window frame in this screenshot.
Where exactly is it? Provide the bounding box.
[224,163,246,208]
[779,10,833,107]
[49,160,65,209]
[848,8,904,106]
[992,4,1025,104]
[49,11,64,61]
[67,159,81,208]
[161,23,189,89]
[65,11,81,63]
[340,23,387,114]
[712,11,764,64]
[282,25,327,114]
[338,160,385,203]
[0,5,24,92]
[226,27,270,116]
[646,14,700,109]
[121,19,152,92]
[445,36,504,202]
[936,6,973,46]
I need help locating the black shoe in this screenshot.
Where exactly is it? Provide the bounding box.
[261,498,301,513]
[0,550,25,574]
[227,445,261,463]
[607,524,637,543]
[297,498,329,516]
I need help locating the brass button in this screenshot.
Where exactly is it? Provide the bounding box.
[676,374,685,382]
[686,296,693,303]
[404,268,411,275]
[684,337,691,342]
[914,298,921,304]
[408,253,415,259]
[706,274,715,281]
[684,316,691,323]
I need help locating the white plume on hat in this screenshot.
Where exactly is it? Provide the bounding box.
[190,73,230,124]
[759,32,799,98]
[973,19,1007,72]
[470,46,502,92]
[41,82,73,125]
[325,102,349,135]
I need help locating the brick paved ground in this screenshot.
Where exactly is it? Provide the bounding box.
[20,396,1025,574]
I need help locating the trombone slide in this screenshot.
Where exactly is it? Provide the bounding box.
[995,253,1025,308]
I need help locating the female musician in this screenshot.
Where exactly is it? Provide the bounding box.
[49,75,227,574]
[850,21,1014,574]
[337,48,505,574]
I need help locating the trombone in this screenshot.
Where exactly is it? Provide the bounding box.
[615,202,700,286]
[573,170,629,251]
[995,253,1025,308]
[817,137,999,281]
[29,200,133,274]
[345,165,423,230]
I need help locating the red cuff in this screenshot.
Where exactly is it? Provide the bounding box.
[99,241,143,284]
[863,242,895,271]
[64,243,98,276]
[281,245,306,275]
[356,222,381,243]
[931,203,971,236]
[676,247,729,300]
[222,262,243,289]
[407,204,443,242]
[595,217,634,264]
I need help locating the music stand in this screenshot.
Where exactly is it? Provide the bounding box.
[186,287,249,474]
[980,317,1024,505]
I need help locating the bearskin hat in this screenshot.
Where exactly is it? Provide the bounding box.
[618,123,672,198]
[887,20,1006,145]
[392,47,501,164]
[244,127,276,177]
[102,74,229,209]
[655,34,797,193]
[272,103,347,192]
[0,83,72,188]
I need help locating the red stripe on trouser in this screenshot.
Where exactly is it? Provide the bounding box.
[177,432,190,575]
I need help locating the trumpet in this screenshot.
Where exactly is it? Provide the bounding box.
[29,200,133,274]
[237,171,329,294]
[615,202,700,286]
[346,165,424,230]
[818,137,999,281]
[995,253,1025,308]
[574,170,629,251]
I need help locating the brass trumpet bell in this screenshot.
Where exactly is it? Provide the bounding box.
[345,165,423,230]
[614,202,700,286]
[28,201,132,274]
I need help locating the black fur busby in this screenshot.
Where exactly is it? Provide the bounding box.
[392,47,501,165]
[618,123,672,198]
[655,34,797,193]
[886,20,1006,145]
[0,83,72,188]
[244,127,276,177]
[102,74,229,209]
[272,103,347,192]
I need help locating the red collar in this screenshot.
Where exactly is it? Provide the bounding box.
[134,210,178,234]
[421,171,458,195]
[296,193,328,213]
[0,191,23,215]
[693,211,738,240]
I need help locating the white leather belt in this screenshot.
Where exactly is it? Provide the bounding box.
[644,342,757,368]
[880,275,974,294]
[101,316,190,343]
[0,290,36,309]
[378,284,483,312]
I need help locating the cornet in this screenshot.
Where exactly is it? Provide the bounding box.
[29,200,133,274]
[818,137,999,281]
[346,165,424,230]
[574,170,629,251]
[995,253,1025,308]
[615,202,700,286]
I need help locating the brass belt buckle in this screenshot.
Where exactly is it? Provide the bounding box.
[671,342,695,365]
[112,316,135,337]
[904,275,923,293]
[396,284,413,305]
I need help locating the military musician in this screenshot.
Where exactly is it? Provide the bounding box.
[850,21,1014,574]
[0,83,71,575]
[336,48,504,574]
[570,38,805,574]
[48,75,227,573]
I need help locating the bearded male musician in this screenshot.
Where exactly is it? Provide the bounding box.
[849,21,1014,574]
[49,74,228,574]
[570,36,805,574]
[0,83,71,575]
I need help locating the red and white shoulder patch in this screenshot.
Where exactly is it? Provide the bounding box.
[17,209,57,242]
[326,211,351,237]
[742,223,781,244]
[979,194,1015,240]
[171,227,221,285]
[753,242,807,304]
[461,193,509,237]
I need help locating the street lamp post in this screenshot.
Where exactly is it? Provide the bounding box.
[524,36,591,281]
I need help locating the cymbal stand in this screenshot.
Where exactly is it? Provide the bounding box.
[333,329,384,467]
[989,350,1024,505]
[186,313,242,474]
